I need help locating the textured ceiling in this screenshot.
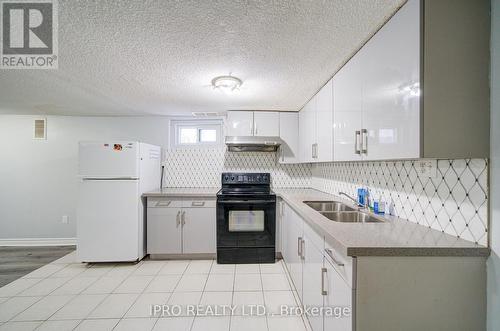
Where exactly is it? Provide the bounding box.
[0,0,406,116]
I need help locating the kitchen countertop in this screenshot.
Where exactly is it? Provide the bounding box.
[143,187,490,257]
[274,188,490,258]
[143,187,219,197]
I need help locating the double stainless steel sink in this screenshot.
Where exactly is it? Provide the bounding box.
[304,201,384,223]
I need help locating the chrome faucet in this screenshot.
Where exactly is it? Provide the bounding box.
[338,191,369,210]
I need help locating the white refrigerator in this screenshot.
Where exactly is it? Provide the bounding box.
[77,141,161,262]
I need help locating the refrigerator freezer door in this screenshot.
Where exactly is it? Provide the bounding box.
[79,141,139,178]
[77,179,141,262]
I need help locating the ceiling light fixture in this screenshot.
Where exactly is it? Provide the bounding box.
[211,75,242,94]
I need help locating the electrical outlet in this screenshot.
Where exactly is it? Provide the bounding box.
[415,159,437,178]
[61,215,69,224]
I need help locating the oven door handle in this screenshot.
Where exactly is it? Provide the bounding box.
[218,200,275,204]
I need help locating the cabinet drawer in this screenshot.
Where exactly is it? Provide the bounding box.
[324,241,354,289]
[147,198,182,208]
[182,199,216,208]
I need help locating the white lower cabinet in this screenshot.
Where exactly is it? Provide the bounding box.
[147,196,485,330]
[302,234,325,331]
[323,255,353,331]
[281,200,485,331]
[182,204,216,254]
[147,197,216,255]
[282,202,353,331]
[147,206,183,254]
[282,204,304,299]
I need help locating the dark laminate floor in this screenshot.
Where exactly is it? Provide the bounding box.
[0,246,76,287]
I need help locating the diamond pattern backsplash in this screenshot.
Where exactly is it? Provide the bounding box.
[163,147,311,188]
[163,148,488,246]
[311,159,489,245]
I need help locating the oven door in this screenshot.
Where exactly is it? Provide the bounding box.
[216,196,276,263]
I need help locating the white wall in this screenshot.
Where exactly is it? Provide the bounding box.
[487,0,500,329]
[0,115,170,241]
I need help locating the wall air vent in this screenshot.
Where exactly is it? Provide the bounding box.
[33,119,47,140]
[192,112,220,117]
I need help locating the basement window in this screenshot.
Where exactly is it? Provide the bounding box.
[171,120,223,147]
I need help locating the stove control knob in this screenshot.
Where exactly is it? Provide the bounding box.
[231,176,235,181]
[224,176,229,181]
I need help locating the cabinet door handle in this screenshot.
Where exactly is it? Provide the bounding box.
[281,147,284,162]
[361,129,368,154]
[325,248,344,266]
[321,268,328,295]
[297,237,303,257]
[355,131,361,154]
[176,211,181,227]
[254,123,258,135]
[301,239,306,260]
[191,201,205,207]
[181,211,186,226]
[310,143,318,159]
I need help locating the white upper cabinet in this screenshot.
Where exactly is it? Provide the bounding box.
[330,0,490,160]
[333,53,363,162]
[226,111,279,137]
[298,79,334,163]
[360,0,420,160]
[279,112,300,164]
[253,111,280,136]
[315,79,334,162]
[332,0,420,161]
[226,111,253,136]
[299,96,316,163]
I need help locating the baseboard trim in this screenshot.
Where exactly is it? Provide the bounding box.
[149,253,216,260]
[0,238,76,246]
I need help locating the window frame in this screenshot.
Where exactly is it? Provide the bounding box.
[170,119,223,148]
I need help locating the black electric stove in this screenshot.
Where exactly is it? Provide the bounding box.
[216,173,276,264]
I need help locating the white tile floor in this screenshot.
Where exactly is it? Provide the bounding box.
[0,252,308,331]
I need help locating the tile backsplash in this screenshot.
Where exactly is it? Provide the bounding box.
[311,159,489,245]
[163,147,311,188]
[163,148,488,246]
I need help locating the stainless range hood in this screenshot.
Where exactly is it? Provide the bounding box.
[225,136,283,152]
